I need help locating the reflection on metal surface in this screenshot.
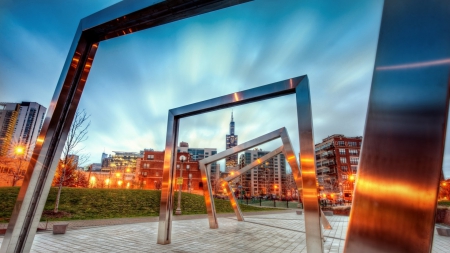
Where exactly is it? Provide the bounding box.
[198,128,286,228]
[320,209,332,230]
[1,1,254,252]
[203,132,301,223]
[344,1,450,252]
[157,76,320,249]
[223,181,244,221]
[376,58,450,71]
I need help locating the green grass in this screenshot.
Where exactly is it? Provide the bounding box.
[438,200,450,207]
[0,187,277,222]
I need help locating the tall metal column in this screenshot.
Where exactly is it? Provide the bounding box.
[345,1,450,252]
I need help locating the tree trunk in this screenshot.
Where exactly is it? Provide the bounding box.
[54,167,66,213]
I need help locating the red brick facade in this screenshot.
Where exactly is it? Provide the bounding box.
[315,134,362,202]
[138,150,203,191]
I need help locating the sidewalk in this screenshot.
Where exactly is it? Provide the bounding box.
[1,210,449,252]
[0,210,292,232]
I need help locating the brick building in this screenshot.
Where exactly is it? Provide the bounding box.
[315,134,362,201]
[138,150,203,192]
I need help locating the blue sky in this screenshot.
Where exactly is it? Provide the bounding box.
[1,0,448,176]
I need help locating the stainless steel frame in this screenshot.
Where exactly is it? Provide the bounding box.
[157,76,321,251]
[219,144,332,230]
[344,1,450,252]
[0,1,253,252]
[4,0,446,252]
[200,132,298,225]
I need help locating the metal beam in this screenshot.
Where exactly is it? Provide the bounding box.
[1,1,253,252]
[344,0,450,252]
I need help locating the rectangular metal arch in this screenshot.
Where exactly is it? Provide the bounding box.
[157,76,322,251]
[1,1,253,252]
[344,0,450,252]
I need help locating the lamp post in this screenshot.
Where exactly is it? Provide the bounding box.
[175,155,186,215]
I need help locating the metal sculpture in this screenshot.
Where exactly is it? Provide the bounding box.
[2,0,447,253]
[344,1,450,252]
[212,143,332,230]
[198,129,299,227]
[0,1,252,253]
[156,76,321,252]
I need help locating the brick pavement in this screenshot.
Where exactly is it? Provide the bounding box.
[1,211,449,252]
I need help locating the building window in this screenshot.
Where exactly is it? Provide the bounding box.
[350,157,359,164]
[349,149,358,155]
[143,163,149,169]
[147,154,154,160]
[342,174,348,180]
[341,166,348,172]
[340,157,347,164]
[339,149,346,155]
[348,141,357,147]
[337,141,345,146]
[351,165,358,173]
[142,171,148,176]
[156,172,159,176]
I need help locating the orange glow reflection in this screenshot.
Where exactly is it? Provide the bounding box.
[233,92,239,101]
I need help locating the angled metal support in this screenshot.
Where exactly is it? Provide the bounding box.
[219,144,332,229]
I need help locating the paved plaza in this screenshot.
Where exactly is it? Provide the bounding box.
[1,210,449,252]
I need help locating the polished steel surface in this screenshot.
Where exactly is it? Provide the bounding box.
[1,26,98,253]
[198,128,286,228]
[344,1,450,252]
[2,0,254,251]
[223,146,284,182]
[157,75,321,248]
[320,209,332,230]
[198,162,219,229]
[223,181,244,221]
[295,75,323,252]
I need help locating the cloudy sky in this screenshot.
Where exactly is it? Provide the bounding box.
[1,0,449,176]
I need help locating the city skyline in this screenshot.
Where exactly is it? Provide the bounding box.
[2,1,449,177]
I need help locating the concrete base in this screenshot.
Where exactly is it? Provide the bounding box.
[436,227,450,236]
[53,224,68,234]
[296,210,303,215]
[323,211,333,216]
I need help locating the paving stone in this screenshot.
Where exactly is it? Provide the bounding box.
[1,211,449,252]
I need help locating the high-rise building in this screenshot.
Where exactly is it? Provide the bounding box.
[314,134,362,202]
[225,111,238,169]
[0,102,46,159]
[239,149,287,197]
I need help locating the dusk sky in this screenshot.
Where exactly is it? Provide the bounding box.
[1,0,449,177]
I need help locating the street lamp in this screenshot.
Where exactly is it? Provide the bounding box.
[175,155,187,215]
[13,145,24,186]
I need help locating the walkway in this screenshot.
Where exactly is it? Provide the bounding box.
[1,211,449,252]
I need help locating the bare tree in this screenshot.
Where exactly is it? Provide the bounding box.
[54,109,90,213]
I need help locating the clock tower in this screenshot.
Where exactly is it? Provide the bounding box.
[226,111,238,169]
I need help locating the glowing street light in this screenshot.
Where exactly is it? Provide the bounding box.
[15,146,24,155]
